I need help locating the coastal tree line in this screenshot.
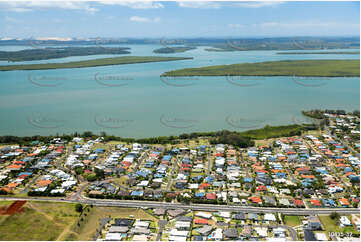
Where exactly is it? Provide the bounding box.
[0,123,319,148]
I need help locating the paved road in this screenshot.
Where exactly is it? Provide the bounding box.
[286,168,298,184]
[19,172,42,194]
[134,151,148,171]
[156,219,167,241]
[166,156,179,191]
[207,150,212,175]
[1,197,359,215]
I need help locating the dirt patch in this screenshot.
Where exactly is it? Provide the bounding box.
[0,201,27,215]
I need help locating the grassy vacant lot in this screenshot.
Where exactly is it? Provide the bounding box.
[241,124,303,140]
[0,202,158,241]
[284,215,302,227]
[0,56,192,71]
[112,176,129,186]
[0,201,78,241]
[318,215,359,237]
[164,138,210,149]
[163,59,360,77]
[65,206,158,241]
[254,138,277,147]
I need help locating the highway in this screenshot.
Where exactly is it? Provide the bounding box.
[0,196,359,215]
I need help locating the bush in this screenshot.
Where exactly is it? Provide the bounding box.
[75,203,83,213]
[330,212,340,220]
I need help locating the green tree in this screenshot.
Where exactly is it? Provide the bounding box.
[330,212,340,220]
[75,203,83,213]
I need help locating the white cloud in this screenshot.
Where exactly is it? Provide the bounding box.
[97,1,164,9]
[177,1,221,9]
[130,16,160,23]
[235,1,284,8]
[228,24,246,29]
[177,1,283,9]
[8,7,32,13]
[0,1,98,14]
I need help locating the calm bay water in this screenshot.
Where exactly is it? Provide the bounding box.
[0,45,359,138]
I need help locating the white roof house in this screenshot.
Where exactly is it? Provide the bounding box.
[50,188,65,194]
[137,180,149,187]
[61,180,77,189]
[340,216,352,227]
[134,220,150,228]
[105,232,123,241]
[315,232,328,241]
[196,212,212,219]
[174,221,191,230]
[169,236,187,241]
[189,183,199,189]
[264,213,277,221]
[255,227,268,237]
[169,229,189,237]
[219,212,231,218]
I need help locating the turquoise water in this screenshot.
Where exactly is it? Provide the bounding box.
[0,45,359,138]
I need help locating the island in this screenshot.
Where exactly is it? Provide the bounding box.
[0,47,131,62]
[277,51,360,55]
[153,47,196,54]
[204,48,234,52]
[162,60,360,77]
[0,56,193,71]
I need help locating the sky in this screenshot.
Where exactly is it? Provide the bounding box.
[0,1,359,38]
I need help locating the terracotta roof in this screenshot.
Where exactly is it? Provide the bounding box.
[194,219,208,224]
[7,183,19,189]
[249,196,262,203]
[339,198,350,205]
[37,180,52,187]
[7,164,22,169]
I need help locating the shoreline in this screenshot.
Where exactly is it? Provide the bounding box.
[0,56,193,71]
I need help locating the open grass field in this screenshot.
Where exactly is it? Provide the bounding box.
[112,176,129,186]
[0,201,78,241]
[304,129,323,137]
[0,56,192,71]
[0,201,159,241]
[164,138,210,149]
[283,215,302,227]
[317,215,359,238]
[163,59,360,77]
[241,124,303,140]
[254,128,322,146]
[254,138,277,147]
[0,201,13,206]
[65,206,158,241]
